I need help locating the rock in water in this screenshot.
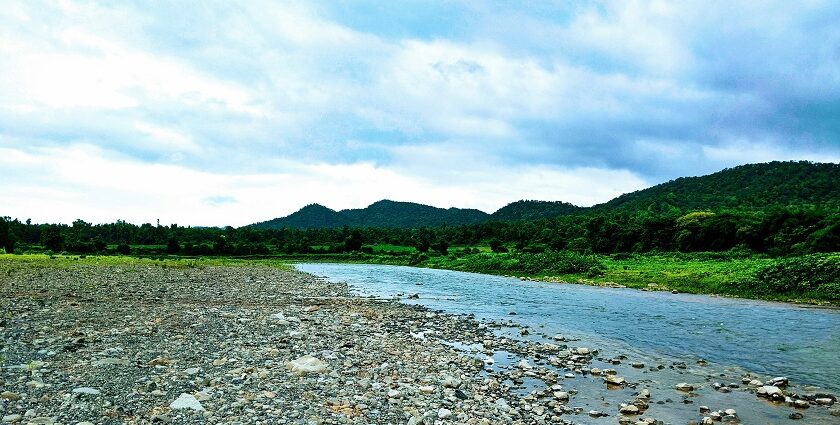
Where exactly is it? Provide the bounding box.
[675,383,694,392]
[287,355,328,375]
[170,393,205,411]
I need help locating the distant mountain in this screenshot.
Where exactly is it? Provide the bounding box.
[251,161,840,229]
[341,200,488,228]
[594,161,840,214]
[489,200,583,221]
[251,200,489,229]
[251,204,352,229]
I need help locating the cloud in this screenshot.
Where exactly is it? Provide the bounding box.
[0,145,648,226]
[1,1,839,226]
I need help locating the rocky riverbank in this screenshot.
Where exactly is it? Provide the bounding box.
[1,259,838,424]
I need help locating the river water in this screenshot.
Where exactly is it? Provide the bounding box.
[296,263,840,423]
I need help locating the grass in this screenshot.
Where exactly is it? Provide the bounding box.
[3,250,836,306]
[0,253,292,270]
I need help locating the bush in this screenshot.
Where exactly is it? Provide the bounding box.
[741,254,840,300]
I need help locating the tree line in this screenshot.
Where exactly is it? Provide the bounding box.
[1,206,837,257]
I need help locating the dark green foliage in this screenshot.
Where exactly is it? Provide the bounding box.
[166,238,181,254]
[440,251,603,276]
[740,255,840,300]
[252,204,352,229]
[341,200,488,228]
[0,217,13,253]
[41,225,64,252]
[596,161,840,213]
[490,200,583,221]
[344,230,363,252]
[252,200,489,230]
[116,244,131,255]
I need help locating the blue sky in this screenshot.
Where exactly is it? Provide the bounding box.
[1,0,839,226]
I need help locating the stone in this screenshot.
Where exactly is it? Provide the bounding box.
[387,389,400,398]
[757,385,784,398]
[533,405,545,416]
[0,391,20,401]
[517,359,533,370]
[437,408,452,419]
[619,405,639,414]
[675,383,694,392]
[793,399,810,408]
[441,375,461,388]
[604,375,626,385]
[419,385,435,394]
[789,412,804,420]
[816,398,835,406]
[724,409,737,416]
[287,355,328,375]
[71,387,100,395]
[183,367,200,375]
[170,393,205,411]
[2,415,22,423]
[577,347,590,355]
[27,418,53,425]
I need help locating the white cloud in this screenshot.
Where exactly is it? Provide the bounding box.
[0,145,648,226]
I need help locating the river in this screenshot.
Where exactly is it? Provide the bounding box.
[296,263,840,423]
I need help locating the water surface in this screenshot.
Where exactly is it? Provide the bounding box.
[297,263,840,391]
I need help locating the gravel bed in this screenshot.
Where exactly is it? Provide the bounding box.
[1,261,577,425]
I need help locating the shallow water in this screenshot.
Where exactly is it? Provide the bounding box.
[297,263,840,423]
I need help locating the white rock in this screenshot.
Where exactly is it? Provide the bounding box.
[170,393,205,411]
[287,355,328,375]
[577,347,590,355]
[387,389,400,398]
[758,385,784,398]
[2,415,22,423]
[418,385,435,394]
[71,387,100,395]
[517,359,533,370]
[437,408,452,419]
[675,383,694,392]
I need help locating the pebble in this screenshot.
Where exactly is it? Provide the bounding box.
[2,415,22,423]
[675,383,694,392]
[0,391,20,401]
[169,393,205,411]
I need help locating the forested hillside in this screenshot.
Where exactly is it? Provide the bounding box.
[2,161,838,257]
[489,200,583,221]
[251,200,489,229]
[596,161,840,213]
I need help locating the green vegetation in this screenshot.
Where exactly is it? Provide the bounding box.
[1,161,838,304]
[252,200,488,229]
[489,200,583,221]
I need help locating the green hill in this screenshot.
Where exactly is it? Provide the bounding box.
[251,204,352,229]
[490,200,583,221]
[594,161,840,214]
[251,162,840,229]
[252,200,489,229]
[340,200,488,228]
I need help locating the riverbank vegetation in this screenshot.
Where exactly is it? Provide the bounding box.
[1,161,837,303]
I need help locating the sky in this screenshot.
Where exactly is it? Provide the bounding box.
[1,0,839,227]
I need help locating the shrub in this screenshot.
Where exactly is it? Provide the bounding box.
[741,254,840,300]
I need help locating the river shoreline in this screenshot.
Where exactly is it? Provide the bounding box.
[1,259,838,424]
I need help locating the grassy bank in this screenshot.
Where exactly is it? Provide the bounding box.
[3,251,837,306]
